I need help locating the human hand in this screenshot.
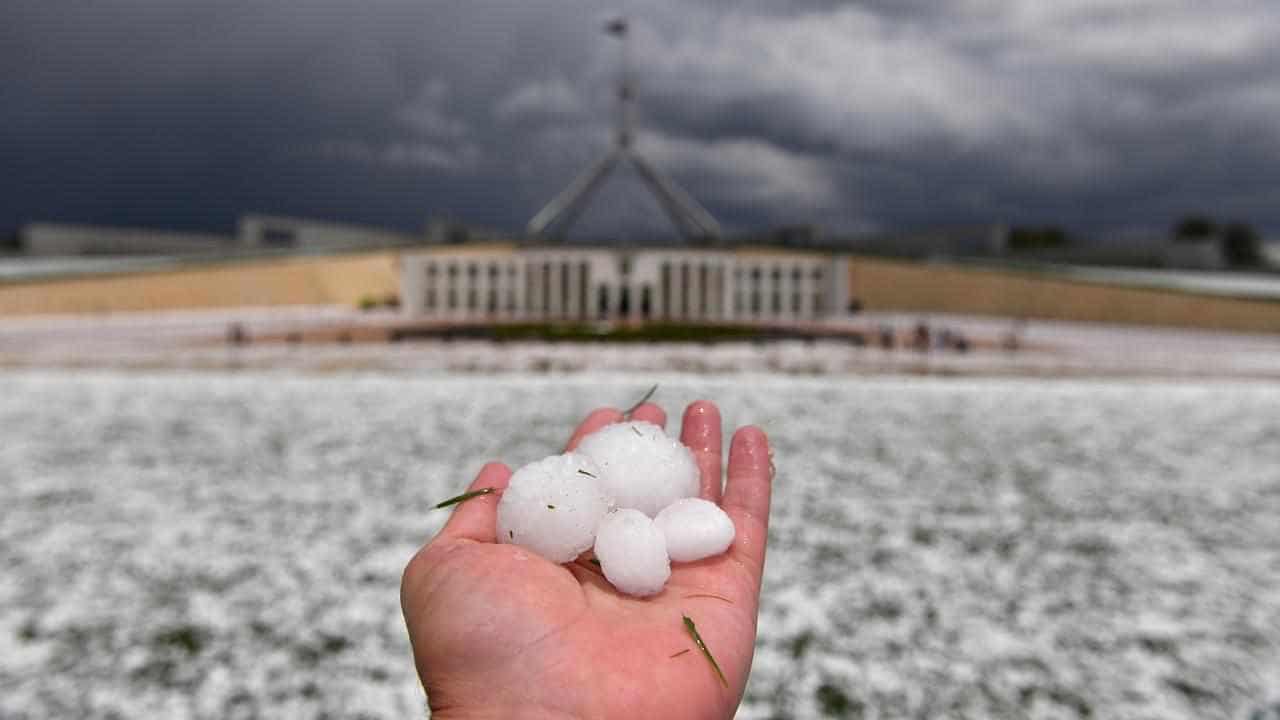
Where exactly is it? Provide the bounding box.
[401,400,773,720]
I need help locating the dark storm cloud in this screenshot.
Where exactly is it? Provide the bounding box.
[2,0,1279,239]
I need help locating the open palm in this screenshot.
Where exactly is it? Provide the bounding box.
[402,400,773,720]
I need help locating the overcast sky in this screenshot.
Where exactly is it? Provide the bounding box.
[3,0,1279,241]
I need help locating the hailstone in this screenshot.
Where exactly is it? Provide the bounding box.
[654,498,736,562]
[593,509,671,597]
[576,421,699,517]
[496,452,611,564]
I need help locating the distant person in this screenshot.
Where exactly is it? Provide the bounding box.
[878,324,895,349]
[400,401,774,719]
[1002,319,1025,352]
[912,321,931,352]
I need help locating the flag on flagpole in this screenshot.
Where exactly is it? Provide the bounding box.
[604,18,628,36]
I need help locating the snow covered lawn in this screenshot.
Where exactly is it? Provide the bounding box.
[2,372,1278,718]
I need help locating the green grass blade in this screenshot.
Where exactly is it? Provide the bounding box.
[682,614,728,688]
[623,384,659,417]
[433,487,496,509]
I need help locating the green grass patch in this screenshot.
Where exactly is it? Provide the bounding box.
[489,322,769,343]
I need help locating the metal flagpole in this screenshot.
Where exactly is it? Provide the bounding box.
[525,17,721,242]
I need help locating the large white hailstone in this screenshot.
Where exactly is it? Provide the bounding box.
[496,452,611,564]
[576,421,699,517]
[593,509,671,597]
[654,498,736,562]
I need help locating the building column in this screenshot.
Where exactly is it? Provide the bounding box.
[496,262,507,318]
[550,259,563,319]
[799,264,814,320]
[721,263,735,321]
[524,258,535,317]
[400,257,424,317]
[479,261,492,318]
[706,263,719,319]
[494,263,506,319]
[504,263,516,319]
[830,256,850,319]
[778,266,791,320]
[759,267,769,319]
[566,260,580,320]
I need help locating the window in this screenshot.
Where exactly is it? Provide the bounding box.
[561,261,571,317]
[541,263,551,314]
[425,264,438,312]
[680,264,690,317]
[750,267,762,315]
[488,264,500,312]
[597,285,610,319]
[260,226,296,247]
[711,267,724,315]
[812,267,825,316]
[660,263,671,319]
[618,286,631,316]
[791,266,803,315]
[525,263,536,313]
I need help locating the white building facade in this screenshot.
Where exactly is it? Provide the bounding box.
[19,223,232,256]
[238,215,412,251]
[399,246,852,323]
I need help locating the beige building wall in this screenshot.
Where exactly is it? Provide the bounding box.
[0,251,399,315]
[850,256,1280,333]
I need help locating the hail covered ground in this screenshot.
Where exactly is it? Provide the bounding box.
[2,371,1278,718]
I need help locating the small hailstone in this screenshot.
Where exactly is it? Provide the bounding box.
[497,452,611,564]
[654,498,736,562]
[593,508,671,597]
[576,421,699,517]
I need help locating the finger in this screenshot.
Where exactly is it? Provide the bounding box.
[437,461,512,543]
[627,402,666,428]
[564,408,624,451]
[679,400,723,503]
[721,426,772,586]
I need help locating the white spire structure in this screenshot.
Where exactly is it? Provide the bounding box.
[526,18,721,242]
